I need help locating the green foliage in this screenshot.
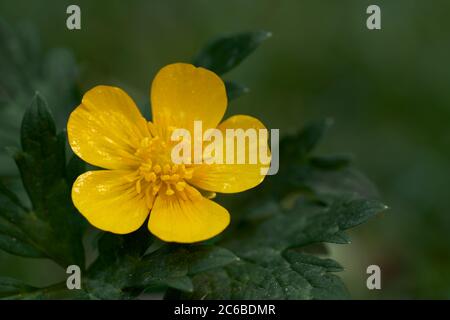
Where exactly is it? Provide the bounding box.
[0,94,85,267]
[83,230,238,299]
[193,31,270,101]
[171,122,387,299]
[193,30,271,75]
[0,25,386,300]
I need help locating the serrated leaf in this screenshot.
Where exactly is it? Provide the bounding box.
[188,246,240,274]
[164,276,193,293]
[0,215,43,257]
[322,231,351,244]
[181,248,348,300]
[0,94,85,266]
[174,119,387,300]
[0,180,42,258]
[130,245,239,293]
[302,166,380,200]
[83,229,239,299]
[228,197,386,253]
[180,197,386,300]
[237,120,379,209]
[193,31,271,75]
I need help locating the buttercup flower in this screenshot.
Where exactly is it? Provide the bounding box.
[68,63,269,243]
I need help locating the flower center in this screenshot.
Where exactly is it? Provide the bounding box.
[130,134,200,209]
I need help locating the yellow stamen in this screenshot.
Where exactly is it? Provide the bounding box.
[136,179,142,194]
[153,165,162,174]
[166,186,175,196]
[176,181,186,191]
[132,135,202,205]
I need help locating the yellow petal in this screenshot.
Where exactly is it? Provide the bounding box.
[148,194,230,243]
[72,170,149,234]
[190,115,270,193]
[151,63,227,133]
[68,85,149,170]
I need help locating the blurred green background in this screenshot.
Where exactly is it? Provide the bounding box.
[1,0,449,299]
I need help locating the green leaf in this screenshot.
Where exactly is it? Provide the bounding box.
[0,277,36,299]
[174,120,387,300]
[323,231,351,245]
[0,21,385,301]
[131,245,239,286]
[182,249,348,300]
[0,179,41,257]
[82,229,239,299]
[189,245,240,274]
[225,81,249,101]
[180,198,386,300]
[0,215,43,257]
[233,198,386,250]
[164,276,193,293]
[0,94,85,266]
[193,31,271,75]
[239,120,378,207]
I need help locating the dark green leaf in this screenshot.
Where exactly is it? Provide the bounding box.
[302,167,380,200]
[188,246,239,274]
[0,215,43,257]
[193,31,271,75]
[164,276,193,293]
[0,94,85,266]
[322,231,351,244]
[238,121,378,208]
[181,248,348,300]
[180,198,386,300]
[83,230,238,299]
[175,119,387,300]
[0,180,43,257]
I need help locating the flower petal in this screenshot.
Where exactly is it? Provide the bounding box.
[72,170,149,234]
[190,115,270,193]
[148,195,230,243]
[68,85,149,170]
[151,63,227,133]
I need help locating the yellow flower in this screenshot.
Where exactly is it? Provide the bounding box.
[68,63,269,243]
